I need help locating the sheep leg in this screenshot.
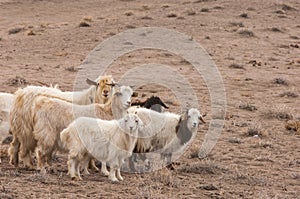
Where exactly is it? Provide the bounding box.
[75,159,82,180]
[8,136,20,167]
[89,159,99,172]
[116,168,123,181]
[81,156,90,175]
[20,149,34,169]
[36,150,48,172]
[101,161,109,176]
[108,167,118,182]
[69,158,77,180]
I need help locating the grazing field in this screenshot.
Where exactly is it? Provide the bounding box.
[0,0,299,198]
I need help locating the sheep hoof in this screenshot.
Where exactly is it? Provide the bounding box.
[102,171,109,176]
[117,176,124,181]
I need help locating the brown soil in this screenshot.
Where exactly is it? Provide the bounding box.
[0,0,300,198]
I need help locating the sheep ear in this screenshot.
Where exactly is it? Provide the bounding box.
[176,117,182,133]
[86,78,98,86]
[199,115,205,124]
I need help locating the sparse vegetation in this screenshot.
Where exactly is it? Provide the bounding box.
[8,27,23,34]
[264,105,293,120]
[272,77,288,85]
[237,28,254,37]
[167,13,177,18]
[79,21,90,27]
[200,8,209,12]
[7,76,28,87]
[239,13,248,18]
[229,63,245,69]
[187,9,196,15]
[239,103,257,111]
[279,91,298,98]
[124,11,134,16]
[230,22,244,27]
[246,122,263,137]
[140,16,153,20]
[270,27,282,32]
[65,66,78,72]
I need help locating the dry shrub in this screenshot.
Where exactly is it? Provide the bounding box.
[7,76,28,87]
[187,9,196,15]
[200,8,209,12]
[280,3,297,11]
[239,13,248,18]
[79,16,92,27]
[230,22,244,27]
[272,77,288,85]
[270,27,283,32]
[263,105,293,120]
[237,28,254,37]
[65,66,78,72]
[161,4,169,8]
[8,27,23,34]
[150,168,180,188]
[78,21,90,27]
[167,13,177,18]
[229,63,245,69]
[246,122,263,137]
[124,11,134,16]
[140,16,153,20]
[279,91,298,98]
[180,159,228,175]
[239,102,257,111]
[285,120,300,133]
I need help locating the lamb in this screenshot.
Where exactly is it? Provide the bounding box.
[126,106,205,171]
[60,113,143,181]
[131,96,169,112]
[31,85,133,174]
[8,75,114,167]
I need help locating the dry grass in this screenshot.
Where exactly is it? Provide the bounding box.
[237,28,254,37]
[140,16,153,20]
[239,102,257,111]
[230,21,244,27]
[239,13,248,18]
[200,8,209,12]
[7,76,28,87]
[246,122,263,137]
[272,77,288,85]
[8,27,24,34]
[229,63,245,69]
[166,13,177,18]
[279,91,298,98]
[263,105,293,120]
[180,159,228,175]
[65,66,78,72]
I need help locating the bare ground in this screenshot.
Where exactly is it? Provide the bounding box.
[0,0,300,198]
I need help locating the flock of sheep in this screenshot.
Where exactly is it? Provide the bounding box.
[0,75,205,182]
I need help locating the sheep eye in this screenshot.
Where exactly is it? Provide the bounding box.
[188,115,191,118]
[135,120,139,123]
[125,119,128,122]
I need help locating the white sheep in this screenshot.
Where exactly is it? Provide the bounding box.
[60,113,143,181]
[126,106,205,170]
[8,75,114,167]
[0,92,13,142]
[31,86,133,174]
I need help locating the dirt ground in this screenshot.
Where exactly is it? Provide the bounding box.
[0,0,300,198]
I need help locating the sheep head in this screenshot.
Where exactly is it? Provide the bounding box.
[86,75,115,104]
